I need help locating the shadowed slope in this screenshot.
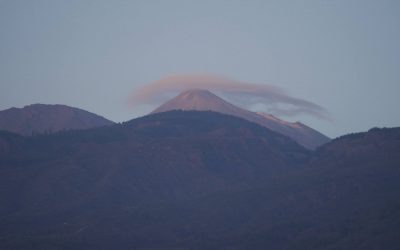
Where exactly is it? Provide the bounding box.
[0,104,114,135]
[0,111,399,249]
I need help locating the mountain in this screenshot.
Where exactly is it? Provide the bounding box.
[0,110,399,249]
[0,111,309,209]
[0,104,114,135]
[0,110,310,249]
[152,89,330,149]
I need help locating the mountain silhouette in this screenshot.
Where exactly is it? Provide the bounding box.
[152,89,330,149]
[0,104,114,135]
[0,110,399,249]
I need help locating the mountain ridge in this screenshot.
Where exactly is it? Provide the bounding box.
[152,89,330,149]
[0,103,114,136]
[0,110,399,249]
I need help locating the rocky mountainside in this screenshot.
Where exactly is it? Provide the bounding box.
[152,89,330,149]
[0,104,114,135]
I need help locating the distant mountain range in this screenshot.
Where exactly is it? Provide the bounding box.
[0,91,328,149]
[0,104,114,135]
[153,89,330,149]
[0,110,399,249]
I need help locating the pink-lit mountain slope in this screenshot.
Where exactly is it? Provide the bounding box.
[152,89,330,149]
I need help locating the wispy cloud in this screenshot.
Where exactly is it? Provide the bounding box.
[129,74,330,120]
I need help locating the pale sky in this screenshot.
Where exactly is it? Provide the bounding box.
[1,0,399,137]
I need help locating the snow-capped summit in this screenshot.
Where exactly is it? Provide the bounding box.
[152,89,330,149]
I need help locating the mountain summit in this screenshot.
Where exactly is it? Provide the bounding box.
[152,89,330,149]
[0,104,114,135]
[152,89,244,114]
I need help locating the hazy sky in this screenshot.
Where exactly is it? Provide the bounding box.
[1,0,399,137]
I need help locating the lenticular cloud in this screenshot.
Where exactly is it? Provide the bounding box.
[129,74,329,120]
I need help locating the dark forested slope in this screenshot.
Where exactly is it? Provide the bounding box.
[0,111,399,249]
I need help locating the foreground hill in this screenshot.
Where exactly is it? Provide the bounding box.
[0,111,309,249]
[0,111,399,249]
[0,104,114,135]
[152,89,330,149]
